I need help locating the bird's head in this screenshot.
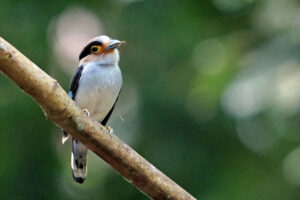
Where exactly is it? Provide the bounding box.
[79,35,125,65]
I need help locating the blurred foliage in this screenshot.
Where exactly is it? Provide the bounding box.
[2,0,300,199]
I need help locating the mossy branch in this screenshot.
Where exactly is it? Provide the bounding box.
[0,37,196,200]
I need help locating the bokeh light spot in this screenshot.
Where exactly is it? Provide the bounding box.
[283,147,300,185]
[222,75,268,119]
[237,120,278,153]
[213,0,255,13]
[192,38,226,75]
[49,6,103,73]
[273,61,300,116]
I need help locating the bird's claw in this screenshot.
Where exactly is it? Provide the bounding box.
[83,109,90,117]
[105,126,113,134]
[62,131,69,144]
[83,109,112,134]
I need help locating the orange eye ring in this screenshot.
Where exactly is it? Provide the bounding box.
[91,45,101,54]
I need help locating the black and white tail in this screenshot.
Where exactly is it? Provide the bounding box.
[71,138,88,184]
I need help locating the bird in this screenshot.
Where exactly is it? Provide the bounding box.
[62,35,124,184]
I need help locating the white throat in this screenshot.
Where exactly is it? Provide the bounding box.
[97,50,120,66]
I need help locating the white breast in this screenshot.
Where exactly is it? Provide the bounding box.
[74,63,122,122]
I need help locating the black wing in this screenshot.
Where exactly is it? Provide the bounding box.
[63,65,85,141]
[68,65,84,100]
[101,94,119,126]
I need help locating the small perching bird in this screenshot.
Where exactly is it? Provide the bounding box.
[63,35,125,184]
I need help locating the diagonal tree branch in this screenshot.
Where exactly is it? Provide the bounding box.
[0,37,196,200]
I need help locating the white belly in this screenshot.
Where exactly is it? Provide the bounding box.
[74,63,122,122]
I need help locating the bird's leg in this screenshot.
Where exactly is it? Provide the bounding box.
[105,126,113,134]
[83,108,112,134]
[83,108,90,117]
[62,130,69,144]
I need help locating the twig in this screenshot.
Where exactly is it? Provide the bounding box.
[0,37,196,200]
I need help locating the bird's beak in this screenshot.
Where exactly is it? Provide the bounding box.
[104,40,126,51]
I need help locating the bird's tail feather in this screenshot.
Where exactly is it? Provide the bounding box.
[71,138,88,184]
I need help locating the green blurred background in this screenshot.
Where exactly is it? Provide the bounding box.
[2,0,300,199]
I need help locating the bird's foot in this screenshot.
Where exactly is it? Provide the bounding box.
[105,126,113,134]
[83,109,90,117]
[62,130,69,144]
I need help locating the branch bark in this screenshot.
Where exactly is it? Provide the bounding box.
[0,37,196,200]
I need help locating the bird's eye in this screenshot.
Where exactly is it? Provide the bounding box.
[91,45,101,53]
